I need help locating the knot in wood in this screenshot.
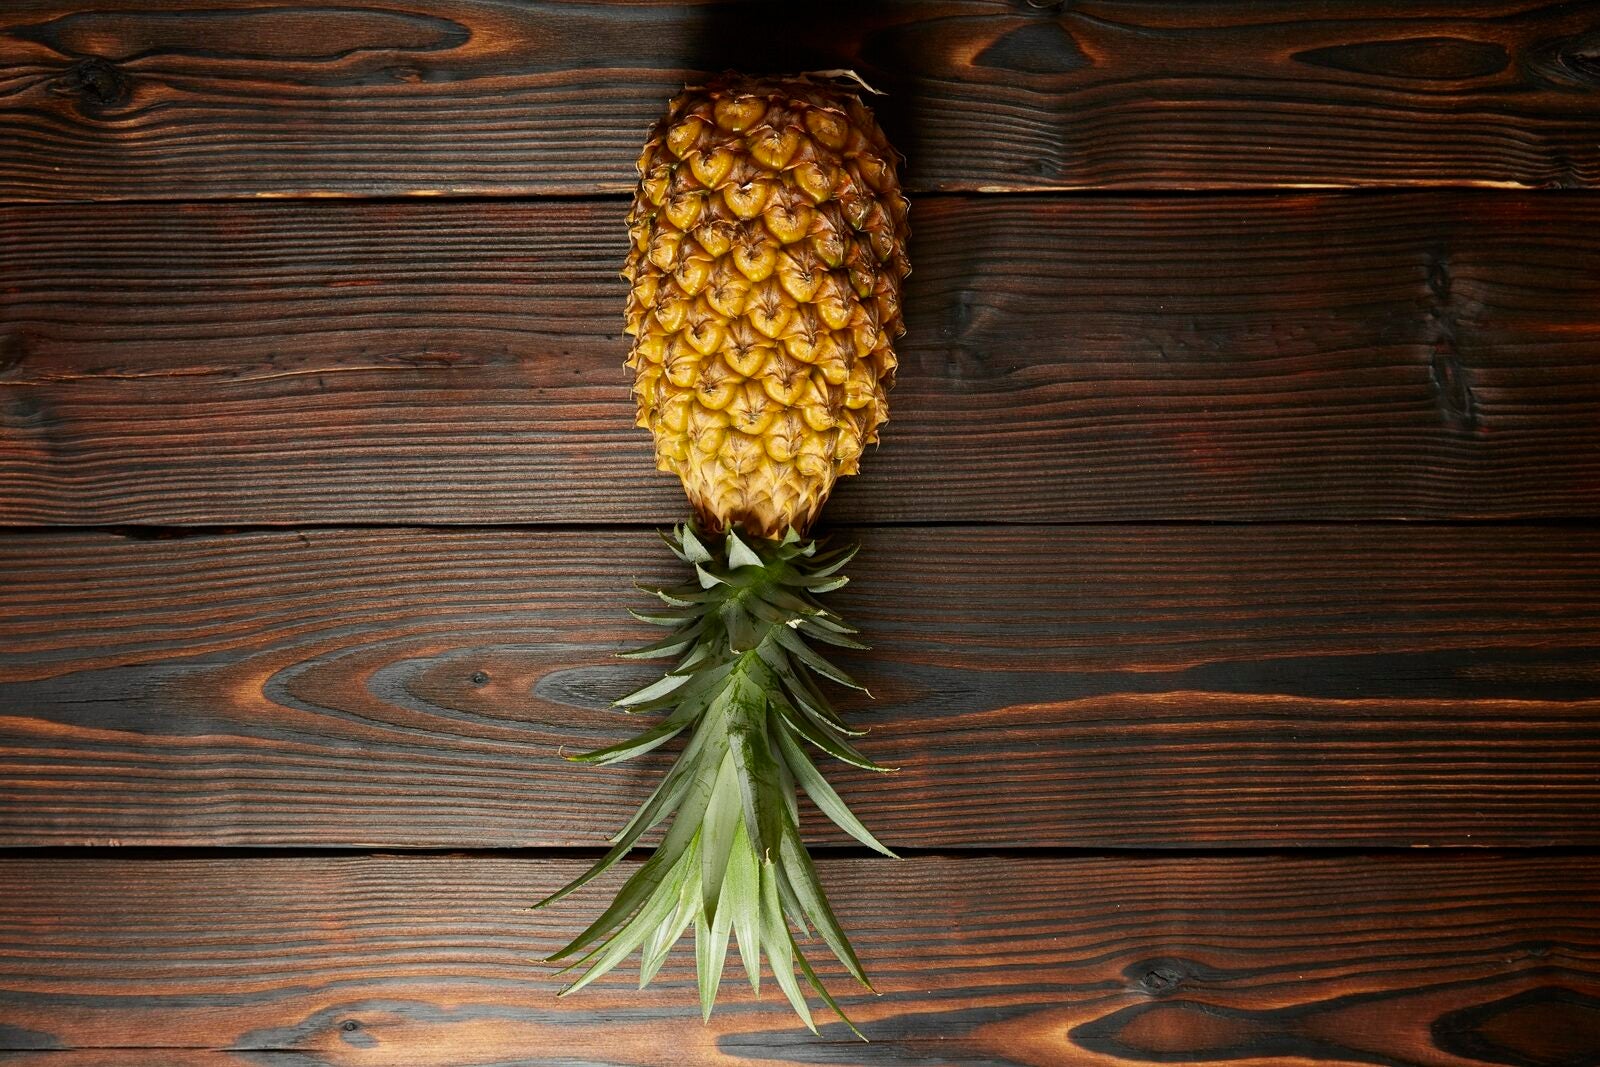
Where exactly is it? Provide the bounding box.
[58,57,132,112]
[1138,966,1185,995]
[1125,956,1201,997]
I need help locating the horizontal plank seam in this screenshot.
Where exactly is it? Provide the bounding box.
[5,185,1597,212]
[3,845,1597,862]
[5,517,1600,539]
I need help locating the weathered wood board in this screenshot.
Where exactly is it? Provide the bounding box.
[4,193,1598,525]
[5,525,1599,849]
[3,1,1599,199]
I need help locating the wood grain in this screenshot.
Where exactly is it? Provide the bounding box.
[5,525,1600,849]
[2,853,1597,1063]
[4,192,1600,525]
[3,0,1600,199]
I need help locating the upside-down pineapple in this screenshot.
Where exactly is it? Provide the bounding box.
[627,74,909,539]
[535,73,910,1038]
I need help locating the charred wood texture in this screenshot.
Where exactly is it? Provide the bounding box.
[2,1,1599,198]
[1,854,1597,1063]
[4,526,1599,849]
[3,194,1598,524]
[3,2,1598,1061]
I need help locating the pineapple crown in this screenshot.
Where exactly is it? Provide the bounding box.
[534,524,895,1037]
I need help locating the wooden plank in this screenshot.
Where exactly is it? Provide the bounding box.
[2,852,1597,1062]
[5,525,1599,849]
[3,193,1599,525]
[4,0,1600,199]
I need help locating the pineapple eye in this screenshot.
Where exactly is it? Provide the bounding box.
[843,359,877,410]
[799,402,837,433]
[763,199,815,245]
[684,315,728,358]
[792,161,839,203]
[664,116,709,160]
[673,251,714,296]
[776,246,823,303]
[663,189,705,230]
[705,272,751,319]
[692,217,736,258]
[759,351,810,406]
[654,432,689,464]
[662,336,701,388]
[640,163,673,206]
[722,179,772,220]
[862,203,896,261]
[852,152,890,192]
[760,410,807,462]
[688,147,735,189]
[816,349,850,386]
[726,381,778,436]
[812,275,852,330]
[803,107,849,150]
[647,229,684,272]
[724,340,771,379]
[731,226,779,282]
[839,182,872,230]
[714,94,769,132]
[747,124,801,169]
[716,428,764,476]
[834,414,865,462]
[745,279,792,339]
[650,287,690,333]
[658,390,694,433]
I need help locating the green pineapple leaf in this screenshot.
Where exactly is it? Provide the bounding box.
[779,824,872,990]
[539,527,889,1036]
[699,753,742,922]
[774,625,866,692]
[759,861,816,1035]
[618,620,706,659]
[678,526,713,564]
[725,820,763,995]
[796,940,868,1042]
[726,529,765,569]
[776,727,898,857]
[773,697,889,773]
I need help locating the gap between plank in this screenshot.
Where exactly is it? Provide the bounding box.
[0,183,1578,211]
[3,844,1596,862]
[5,516,1600,540]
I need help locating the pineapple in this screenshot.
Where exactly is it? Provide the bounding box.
[534,74,910,1038]
[625,73,910,539]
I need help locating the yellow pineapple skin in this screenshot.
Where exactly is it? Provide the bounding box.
[624,75,910,540]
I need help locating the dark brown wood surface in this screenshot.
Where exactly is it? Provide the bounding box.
[5,192,1600,525]
[3,853,1598,1063]
[6,2,1600,1062]
[4,0,1600,199]
[4,525,1599,850]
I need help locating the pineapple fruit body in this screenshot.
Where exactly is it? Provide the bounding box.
[625,75,911,539]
